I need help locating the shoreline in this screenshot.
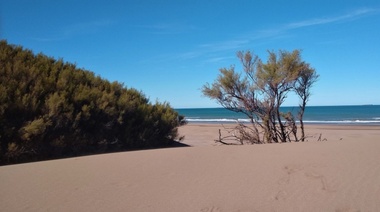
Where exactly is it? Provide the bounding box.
[177,105,380,126]
[182,122,380,128]
[187,121,380,127]
[184,121,380,126]
[178,123,380,146]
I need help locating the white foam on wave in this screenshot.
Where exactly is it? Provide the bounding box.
[293,120,380,124]
[186,118,380,124]
[185,118,251,123]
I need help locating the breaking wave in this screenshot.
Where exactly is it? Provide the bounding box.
[185,118,380,125]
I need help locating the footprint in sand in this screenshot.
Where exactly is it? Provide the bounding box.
[335,206,361,212]
[277,165,303,185]
[275,164,336,201]
[274,190,288,200]
[201,207,258,212]
[305,171,337,192]
[200,206,222,212]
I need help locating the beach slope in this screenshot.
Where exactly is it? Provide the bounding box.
[1,124,380,211]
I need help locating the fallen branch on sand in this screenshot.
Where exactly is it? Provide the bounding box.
[215,123,327,145]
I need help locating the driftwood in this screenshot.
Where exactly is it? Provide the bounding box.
[214,129,240,145]
[215,122,325,145]
[317,133,327,141]
[214,122,264,145]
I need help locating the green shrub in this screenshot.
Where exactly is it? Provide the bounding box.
[0,40,185,165]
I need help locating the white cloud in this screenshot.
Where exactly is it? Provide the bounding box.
[203,56,235,63]
[139,8,379,64]
[192,8,379,58]
[199,39,251,52]
[63,20,115,37]
[135,23,199,34]
[31,20,115,42]
[285,8,377,29]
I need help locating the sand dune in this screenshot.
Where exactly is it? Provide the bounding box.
[1,124,380,211]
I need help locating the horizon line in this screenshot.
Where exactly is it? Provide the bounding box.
[175,104,379,109]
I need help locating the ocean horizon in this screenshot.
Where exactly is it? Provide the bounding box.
[175,105,380,125]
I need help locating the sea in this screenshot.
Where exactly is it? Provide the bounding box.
[175,105,380,125]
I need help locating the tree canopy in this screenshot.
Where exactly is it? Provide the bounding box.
[0,40,185,165]
[203,50,318,144]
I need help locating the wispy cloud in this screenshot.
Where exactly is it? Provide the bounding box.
[139,7,379,66]
[285,8,377,29]
[178,8,378,61]
[199,39,251,52]
[239,8,379,43]
[31,20,115,42]
[176,51,203,60]
[203,56,235,64]
[135,23,198,35]
[63,20,115,37]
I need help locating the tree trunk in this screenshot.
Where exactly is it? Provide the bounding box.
[299,99,306,141]
[263,117,272,143]
[276,104,287,142]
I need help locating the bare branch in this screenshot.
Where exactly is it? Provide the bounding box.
[202,49,318,144]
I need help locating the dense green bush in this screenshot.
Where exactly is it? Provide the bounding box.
[0,40,185,165]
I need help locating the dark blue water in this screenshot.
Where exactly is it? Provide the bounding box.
[175,105,380,125]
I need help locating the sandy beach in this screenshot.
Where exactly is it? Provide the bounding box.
[178,123,380,146]
[1,124,380,211]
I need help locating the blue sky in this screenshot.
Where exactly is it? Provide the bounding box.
[1,0,380,108]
